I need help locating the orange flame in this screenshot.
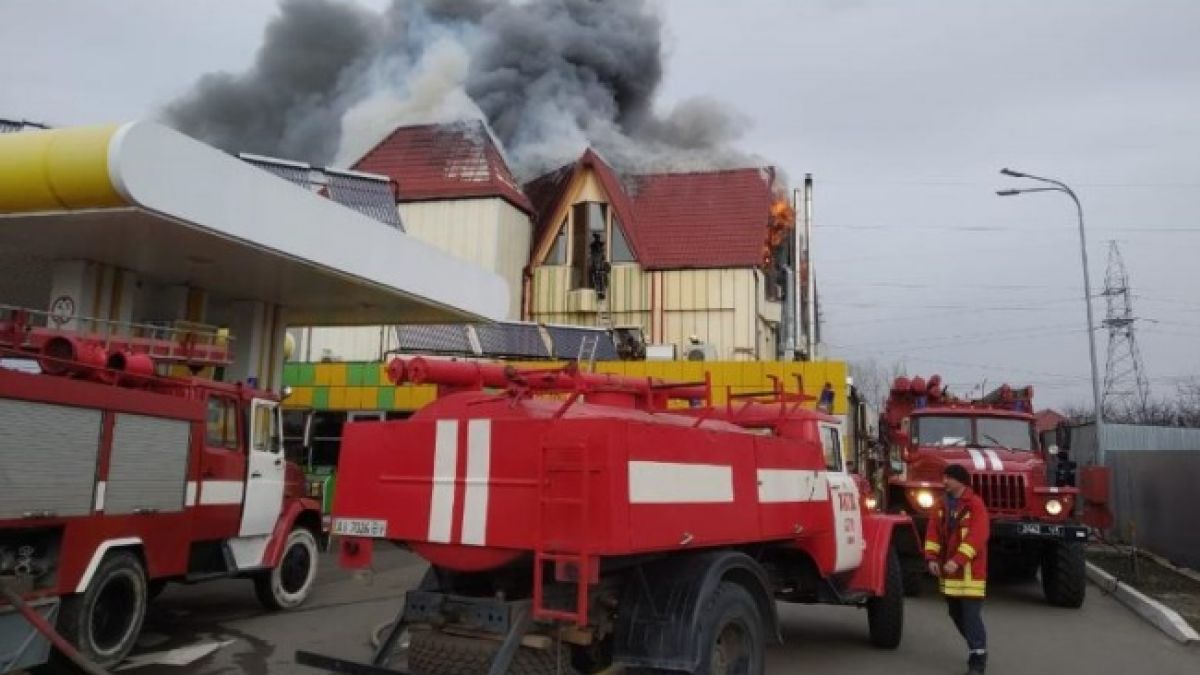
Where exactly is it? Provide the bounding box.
[762,198,796,267]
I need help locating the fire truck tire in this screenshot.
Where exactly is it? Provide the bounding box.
[52,551,147,670]
[255,527,319,611]
[866,550,904,649]
[1041,542,1086,608]
[693,582,766,675]
[407,628,577,675]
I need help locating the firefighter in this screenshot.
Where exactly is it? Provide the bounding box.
[925,463,990,674]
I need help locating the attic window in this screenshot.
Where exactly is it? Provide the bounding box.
[571,202,608,289]
[611,217,635,263]
[546,217,568,265]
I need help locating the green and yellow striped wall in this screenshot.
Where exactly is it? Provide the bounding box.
[283,360,849,415]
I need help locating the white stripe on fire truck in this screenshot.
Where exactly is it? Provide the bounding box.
[756,469,829,503]
[966,448,987,471]
[199,481,245,506]
[983,448,1004,471]
[628,461,734,504]
[94,481,106,511]
[185,481,197,507]
[427,420,459,543]
[460,419,492,547]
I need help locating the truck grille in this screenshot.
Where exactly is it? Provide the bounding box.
[971,473,1026,512]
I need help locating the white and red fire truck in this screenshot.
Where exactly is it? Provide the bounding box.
[0,307,323,672]
[868,375,1103,608]
[298,358,918,675]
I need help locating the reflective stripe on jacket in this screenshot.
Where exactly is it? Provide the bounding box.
[923,487,990,598]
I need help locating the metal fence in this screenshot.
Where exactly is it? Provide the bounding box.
[1061,422,1200,569]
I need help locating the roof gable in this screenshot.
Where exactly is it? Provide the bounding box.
[352,121,532,213]
[525,149,774,270]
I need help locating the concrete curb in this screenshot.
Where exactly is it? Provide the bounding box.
[1086,562,1200,645]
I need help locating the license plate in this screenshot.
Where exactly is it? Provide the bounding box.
[332,518,388,538]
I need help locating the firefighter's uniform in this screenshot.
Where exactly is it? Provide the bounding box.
[924,486,990,596]
[924,486,990,672]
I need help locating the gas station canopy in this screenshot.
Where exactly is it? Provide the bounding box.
[0,121,508,325]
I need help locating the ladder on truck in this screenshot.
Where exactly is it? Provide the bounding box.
[534,441,593,626]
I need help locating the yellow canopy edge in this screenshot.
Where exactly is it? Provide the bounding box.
[0,124,126,213]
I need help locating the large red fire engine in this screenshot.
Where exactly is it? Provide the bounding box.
[868,375,1095,608]
[0,306,323,672]
[298,357,918,675]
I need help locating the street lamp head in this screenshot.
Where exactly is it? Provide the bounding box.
[996,189,1021,196]
[1000,168,1026,178]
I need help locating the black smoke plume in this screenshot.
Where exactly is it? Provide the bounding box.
[165,0,756,179]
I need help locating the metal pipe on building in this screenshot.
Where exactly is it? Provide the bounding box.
[803,174,817,360]
[791,187,802,360]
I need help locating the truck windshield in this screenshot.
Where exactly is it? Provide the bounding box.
[915,416,972,447]
[976,417,1034,451]
[914,416,1034,451]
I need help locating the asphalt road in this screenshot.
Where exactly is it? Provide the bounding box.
[124,548,1200,674]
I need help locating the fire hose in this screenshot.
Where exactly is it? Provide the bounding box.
[0,584,110,675]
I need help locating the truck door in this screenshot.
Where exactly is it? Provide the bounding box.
[822,423,865,573]
[240,398,285,536]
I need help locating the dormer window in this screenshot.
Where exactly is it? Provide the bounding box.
[571,202,607,289]
[546,217,568,265]
[610,216,635,263]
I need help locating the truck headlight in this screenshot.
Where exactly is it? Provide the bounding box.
[1045,498,1064,516]
[864,495,879,510]
[916,490,935,509]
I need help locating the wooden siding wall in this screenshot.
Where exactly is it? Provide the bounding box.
[530,264,778,360]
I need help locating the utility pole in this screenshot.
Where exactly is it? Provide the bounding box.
[997,169,1106,464]
[1101,241,1151,419]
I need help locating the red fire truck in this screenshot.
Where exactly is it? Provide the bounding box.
[0,307,323,672]
[869,375,1090,607]
[298,358,918,675]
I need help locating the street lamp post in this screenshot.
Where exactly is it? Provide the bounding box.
[996,168,1106,465]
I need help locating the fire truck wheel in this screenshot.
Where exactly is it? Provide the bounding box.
[53,551,147,669]
[255,527,318,610]
[867,550,904,649]
[694,582,766,675]
[407,628,578,675]
[1041,542,1086,608]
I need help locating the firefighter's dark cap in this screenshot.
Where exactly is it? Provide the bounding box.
[944,464,971,484]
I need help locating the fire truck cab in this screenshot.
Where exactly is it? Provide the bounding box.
[871,375,1089,608]
[0,307,323,672]
[298,358,919,675]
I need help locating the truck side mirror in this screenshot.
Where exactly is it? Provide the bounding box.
[895,431,912,461]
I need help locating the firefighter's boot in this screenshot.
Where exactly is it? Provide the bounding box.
[966,652,987,674]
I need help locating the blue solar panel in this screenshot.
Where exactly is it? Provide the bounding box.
[394,324,474,355]
[473,323,549,359]
[544,325,619,361]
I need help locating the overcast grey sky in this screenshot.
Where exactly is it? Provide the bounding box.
[3,0,1198,408]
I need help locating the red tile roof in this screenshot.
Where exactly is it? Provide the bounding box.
[352,121,532,213]
[627,167,773,270]
[525,150,775,270]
